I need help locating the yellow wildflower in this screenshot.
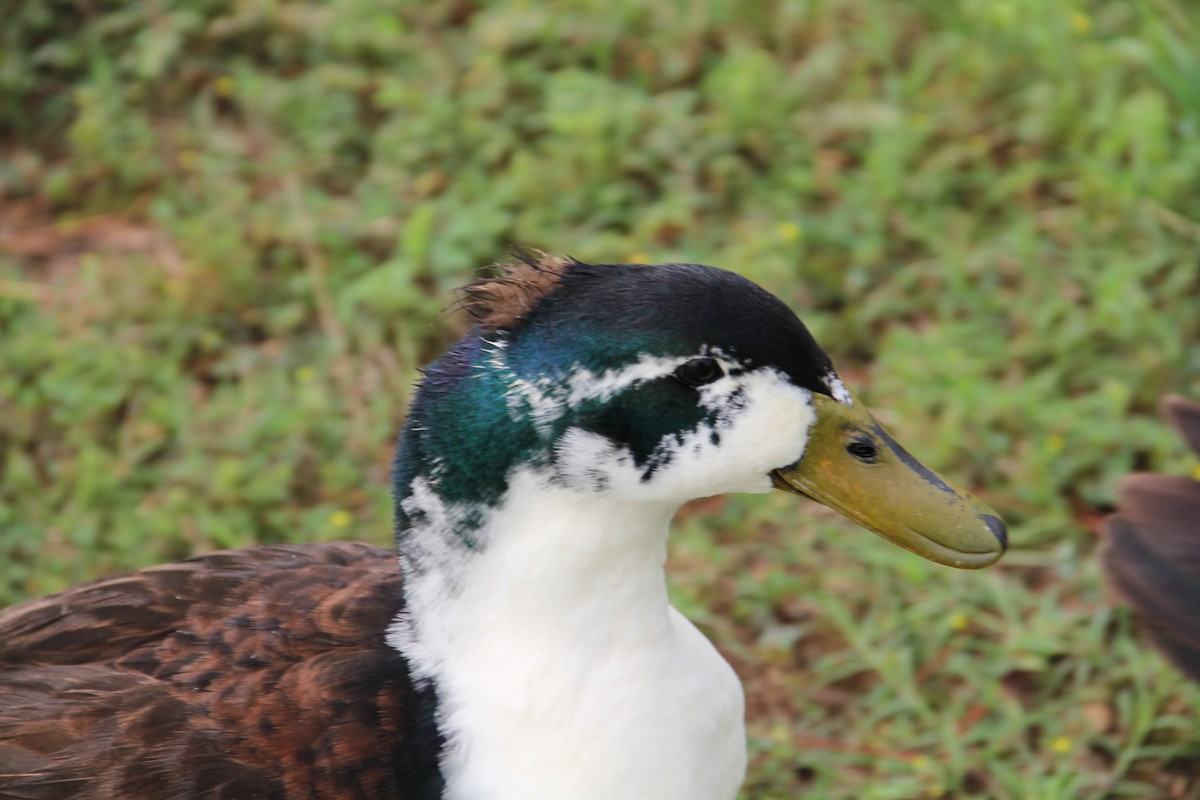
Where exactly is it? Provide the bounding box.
[777,222,802,243]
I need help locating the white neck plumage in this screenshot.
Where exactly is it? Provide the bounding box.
[388,467,747,800]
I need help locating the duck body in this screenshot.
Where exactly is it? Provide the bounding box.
[0,256,1006,799]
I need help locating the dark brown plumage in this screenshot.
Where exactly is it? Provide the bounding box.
[1102,396,1200,685]
[0,542,443,799]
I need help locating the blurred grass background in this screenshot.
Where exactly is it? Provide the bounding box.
[2,0,1200,797]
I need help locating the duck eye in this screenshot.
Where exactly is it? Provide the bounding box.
[846,439,878,463]
[674,357,723,387]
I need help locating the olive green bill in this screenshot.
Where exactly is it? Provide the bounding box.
[772,391,1007,569]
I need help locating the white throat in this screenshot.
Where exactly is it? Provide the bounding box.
[388,468,747,800]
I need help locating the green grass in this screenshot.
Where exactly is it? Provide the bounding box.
[3,0,1200,796]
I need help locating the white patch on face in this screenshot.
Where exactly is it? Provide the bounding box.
[552,427,635,492]
[823,369,853,405]
[487,345,758,440]
[694,366,747,410]
[553,366,816,503]
[564,347,738,408]
[483,337,564,433]
[566,354,685,407]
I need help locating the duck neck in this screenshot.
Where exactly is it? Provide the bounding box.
[392,466,681,677]
[388,468,747,800]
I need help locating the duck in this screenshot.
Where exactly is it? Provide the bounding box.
[0,254,1007,800]
[1102,396,1200,685]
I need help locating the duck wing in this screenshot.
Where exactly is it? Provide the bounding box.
[0,542,443,799]
[1102,396,1200,685]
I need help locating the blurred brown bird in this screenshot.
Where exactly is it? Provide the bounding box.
[1102,396,1200,684]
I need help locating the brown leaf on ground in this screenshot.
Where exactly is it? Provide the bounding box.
[0,198,184,296]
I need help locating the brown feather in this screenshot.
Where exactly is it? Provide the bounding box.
[454,250,575,331]
[0,543,444,799]
[1102,397,1200,685]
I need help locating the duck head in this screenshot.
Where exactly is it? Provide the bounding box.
[392,254,1006,570]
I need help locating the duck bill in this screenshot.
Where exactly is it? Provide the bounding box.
[772,392,1007,569]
